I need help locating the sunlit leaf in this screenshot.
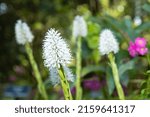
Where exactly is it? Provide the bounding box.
[92,49,101,64]
[87,36,99,49]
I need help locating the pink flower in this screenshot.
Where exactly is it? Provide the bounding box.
[128,41,138,57]
[136,47,148,55]
[135,37,147,48]
[128,37,148,57]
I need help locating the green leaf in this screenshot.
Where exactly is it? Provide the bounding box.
[102,15,135,40]
[87,21,100,49]
[103,15,123,30]
[118,59,135,77]
[87,36,99,49]
[135,22,150,35]
[122,18,136,40]
[81,65,105,77]
[146,70,150,74]
[106,67,115,95]
[92,49,101,64]
[120,74,129,86]
[142,3,150,13]
[87,21,100,35]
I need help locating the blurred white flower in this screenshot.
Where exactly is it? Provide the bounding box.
[42,28,72,68]
[50,66,74,85]
[99,29,119,55]
[134,16,142,26]
[73,15,87,38]
[0,3,8,15]
[15,20,34,45]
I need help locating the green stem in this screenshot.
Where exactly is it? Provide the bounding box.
[71,36,75,47]
[76,36,82,100]
[147,54,150,66]
[58,66,73,100]
[146,54,150,96]
[147,76,150,94]
[108,52,125,100]
[25,42,48,100]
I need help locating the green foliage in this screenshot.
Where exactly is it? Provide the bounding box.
[1,0,150,100]
[119,59,136,77]
[81,65,105,78]
[106,67,115,96]
[142,3,150,13]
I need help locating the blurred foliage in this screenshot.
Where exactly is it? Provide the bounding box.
[1,0,150,99]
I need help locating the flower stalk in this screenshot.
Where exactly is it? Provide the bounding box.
[108,52,125,100]
[58,66,73,100]
[72,15,87,100]
[146,54,150,96]
[76,36,82,100]
[25,42,48,100]
[147,76,150,95]
[15,20,48,99]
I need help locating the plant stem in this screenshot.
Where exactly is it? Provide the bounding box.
[76,36,82,100]
[147,76,150,95]
[108,52,125,100]
[25,42,48,100]
[147,54,150,66]
[58,66,73,100]
[146,54,150,96]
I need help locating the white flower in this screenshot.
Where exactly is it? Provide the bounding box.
[15,20,34,45]
[73,15,87,38]
[99,29,119,55]
[50,66,74,85]
[134,16,142,26]
[42,28,72,68]
[42,28,74,85]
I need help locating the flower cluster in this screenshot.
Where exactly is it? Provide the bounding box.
[128,37,148,57]
[72,15,87,38]
[42,28,74,85]
[99,29,119,55]
[15,20,34,45]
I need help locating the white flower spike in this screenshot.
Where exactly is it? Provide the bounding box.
[99,29,119,55]
[42,28,74,85]
[15,20,34,45]
[42,28,72,68]
[73,15,87,38]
